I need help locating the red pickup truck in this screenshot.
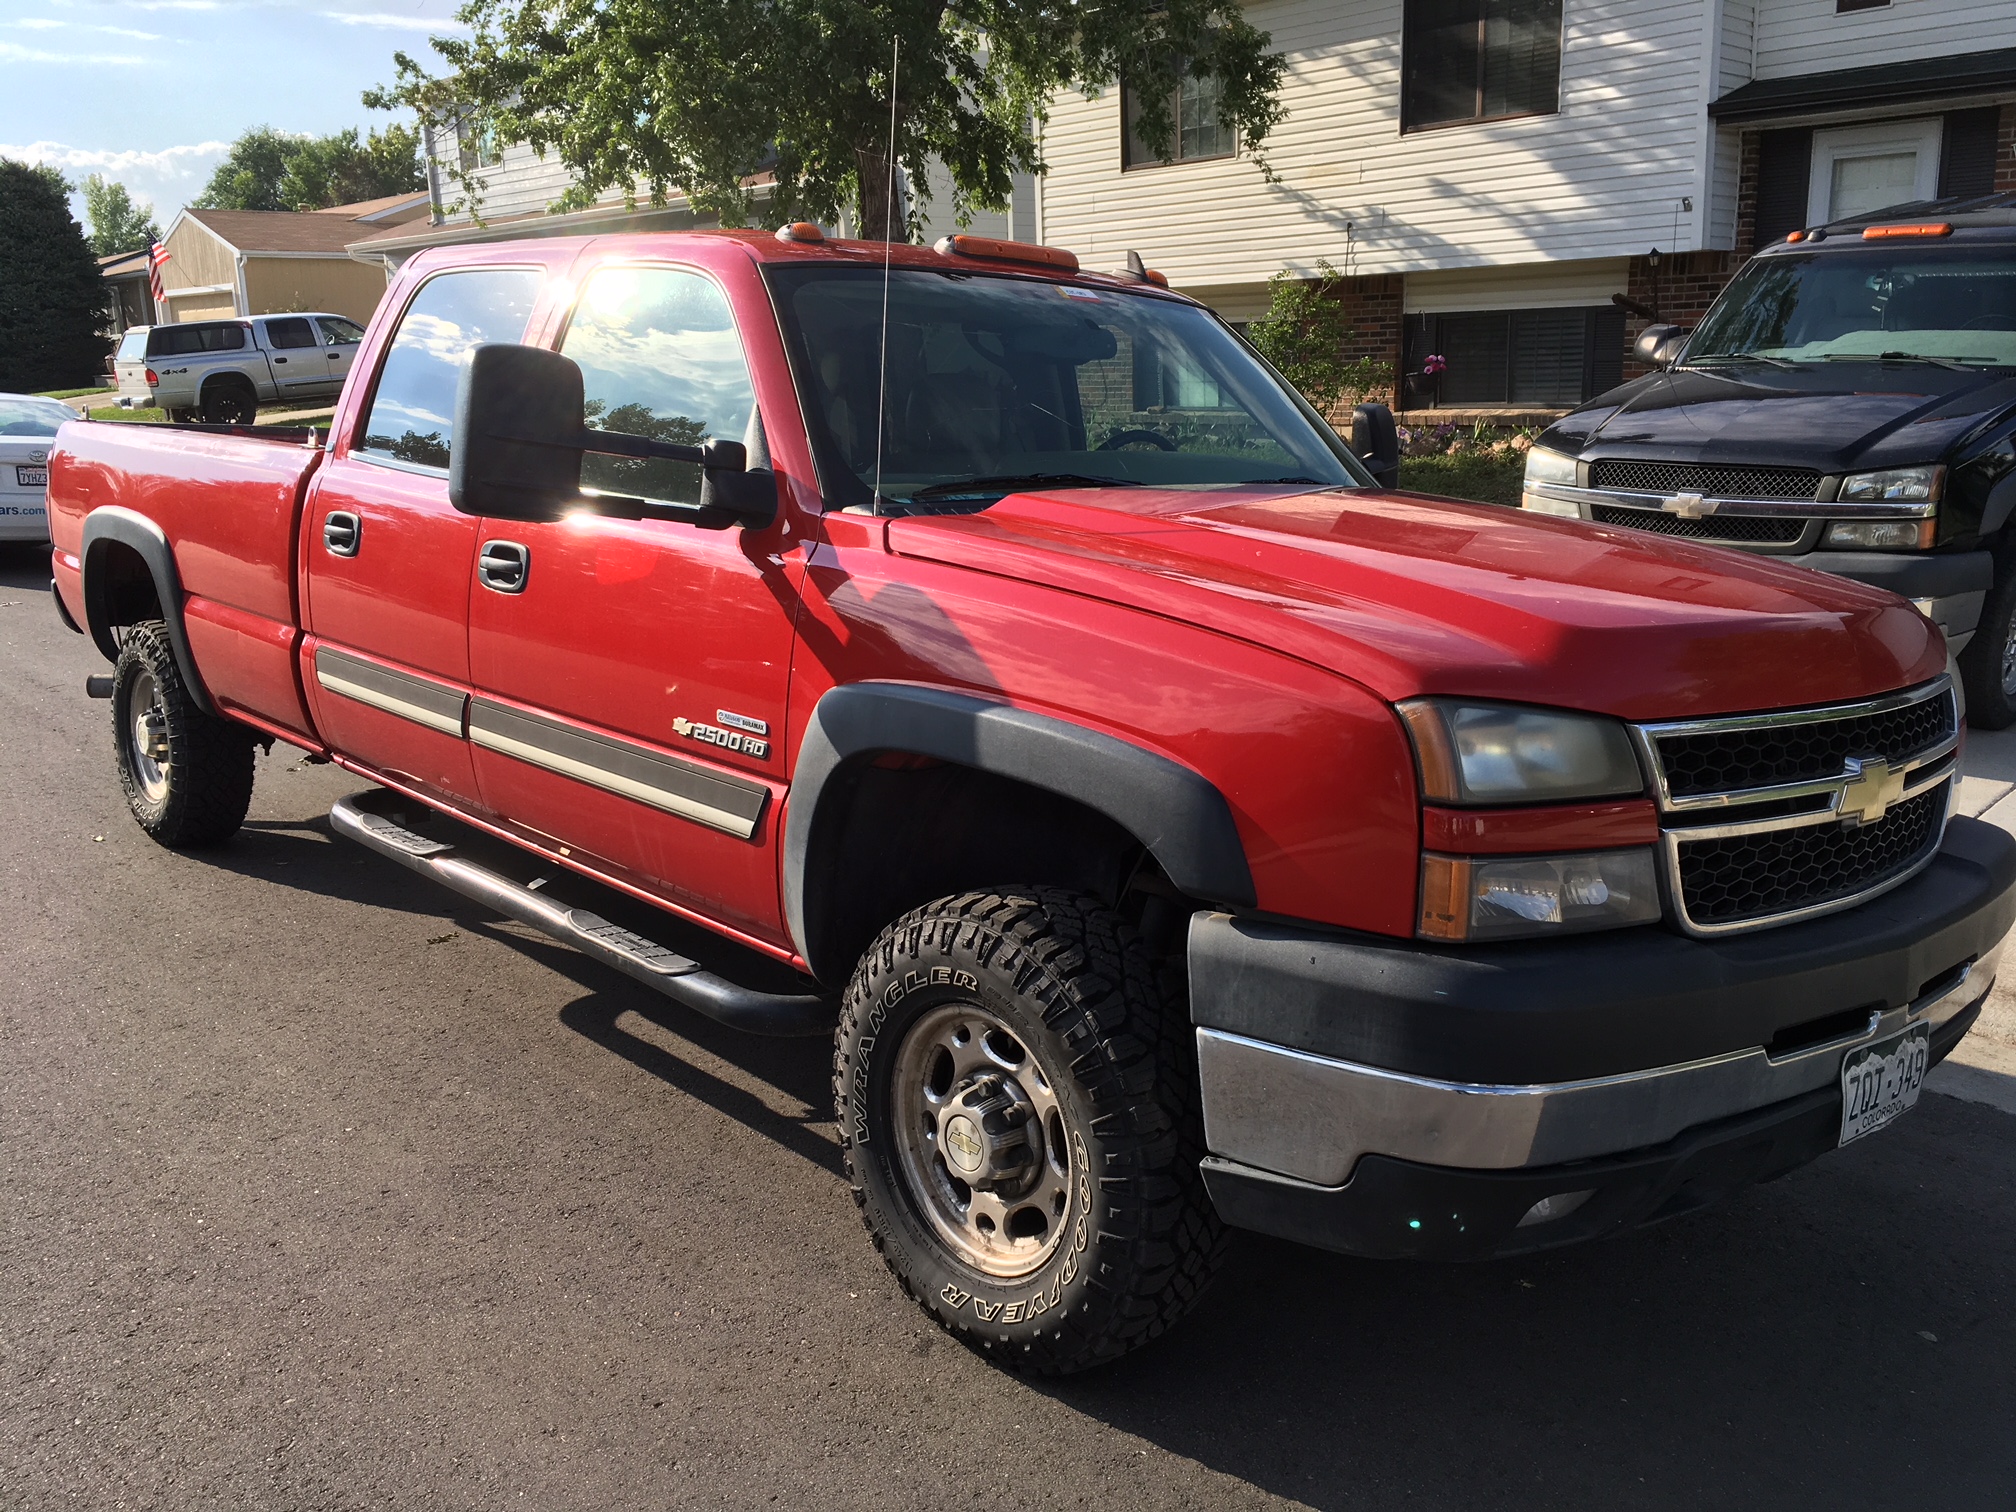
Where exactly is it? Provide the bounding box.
[47,228,2016,1374]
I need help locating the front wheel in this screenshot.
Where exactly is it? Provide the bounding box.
[112,621,255,847]
[835,889,1227,1374]
[1959,564,2016,729]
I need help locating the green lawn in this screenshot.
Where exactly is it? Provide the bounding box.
[1397,453,1525,507]
[86,406,165,423]
[36,386,114,400]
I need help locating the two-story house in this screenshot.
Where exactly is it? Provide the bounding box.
[1039,0,2016,415]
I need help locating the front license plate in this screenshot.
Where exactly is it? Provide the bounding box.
[16,466,47,487]
[1839,1026,1930,1146]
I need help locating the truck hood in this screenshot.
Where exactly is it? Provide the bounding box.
[1547,362,2016,473]
[884,486,1944,721]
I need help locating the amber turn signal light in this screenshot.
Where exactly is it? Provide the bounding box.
[933,234,1080,272]
[1863,223,1952,239]
[776,222,825,243]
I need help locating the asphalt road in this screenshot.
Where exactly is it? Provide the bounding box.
[5,541,2016,1511]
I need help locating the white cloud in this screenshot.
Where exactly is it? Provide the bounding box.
[0,40,147,64]
[2,139,230,177]
[125,2,223,11]
[5,18,163,38]
[320,11,467,30]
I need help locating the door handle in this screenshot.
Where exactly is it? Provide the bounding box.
[478,539,530,594]
[273,356,288,364]
[327,351,342,359]
[323,511,360,557]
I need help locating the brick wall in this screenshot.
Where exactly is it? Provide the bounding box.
[1733,131,1763,256]
[1620,251,1743,383]
[1333,273,1405,411]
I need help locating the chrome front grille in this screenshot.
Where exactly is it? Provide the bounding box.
[1589,460,1821,500]
[1632,678,1958,935]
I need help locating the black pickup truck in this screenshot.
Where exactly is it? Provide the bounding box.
[1524,191,2016,725]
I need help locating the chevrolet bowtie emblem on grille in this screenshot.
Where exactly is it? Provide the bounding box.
[1663,492,1715,519]
[1837,754,1906,827]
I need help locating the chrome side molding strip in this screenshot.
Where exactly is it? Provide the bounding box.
[313,646,467,737]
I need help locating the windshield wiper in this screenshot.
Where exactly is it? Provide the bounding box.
[1821,351,1980,372]
[905,472,1142,502]
[1687,352,1799,369]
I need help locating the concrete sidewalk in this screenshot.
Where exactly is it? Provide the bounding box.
[1933,727,2016,1112]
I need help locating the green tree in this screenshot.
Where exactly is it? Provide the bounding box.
[0,161,107,390]
[365,1,1286,240]
[82,174,162,257]
[1246,260,1386,420]
[195,124,424,212]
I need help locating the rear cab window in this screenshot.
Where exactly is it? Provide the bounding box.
[115,331,148,364]
[559,265,757,506]
[356,268,542,471]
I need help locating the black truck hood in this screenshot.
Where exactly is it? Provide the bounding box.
[1547,362,2016,473]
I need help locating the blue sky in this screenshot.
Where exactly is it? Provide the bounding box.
[0,0,470,225]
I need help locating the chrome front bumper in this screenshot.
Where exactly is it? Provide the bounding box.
[1196,941,1997,1187]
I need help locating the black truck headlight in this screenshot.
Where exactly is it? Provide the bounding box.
[1837,466,1942,504]
[1418,850,1663,941]
[1399,700,1645,805]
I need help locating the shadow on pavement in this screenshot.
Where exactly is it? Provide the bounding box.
[1038,1089,2015,1510]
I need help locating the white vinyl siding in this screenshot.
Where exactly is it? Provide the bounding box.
[1039,0,1722,287]
[1719,0,1757,93]
[1753,0,2016,80]
[1402,257,1631,311]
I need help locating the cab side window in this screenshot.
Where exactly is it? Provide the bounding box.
[560,266,756,505]
[265,317,316,349]
[317,315,366,346]
[358,268,540,471]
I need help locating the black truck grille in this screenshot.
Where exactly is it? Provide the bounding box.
[1677,786,1947,927]
[1652,687,1956,799]
[1592,506,1809,545]
[1590,460,1820,500]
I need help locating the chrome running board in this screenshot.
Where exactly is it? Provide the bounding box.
[329,790,833,1037]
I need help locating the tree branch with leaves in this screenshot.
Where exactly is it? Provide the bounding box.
[365,0,1286,241]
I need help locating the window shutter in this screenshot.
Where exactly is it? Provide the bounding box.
[1753,128,1813,246]
[1438,312,1512,405]
[1939,108,2000,199]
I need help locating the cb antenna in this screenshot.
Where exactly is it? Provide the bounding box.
[871,35,901,515]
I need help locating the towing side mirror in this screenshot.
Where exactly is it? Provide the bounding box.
[1633,323,1690,369]
[1350,402,1401,489]
[450,343,777,529]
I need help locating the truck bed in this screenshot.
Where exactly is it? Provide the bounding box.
[50,418,326,740]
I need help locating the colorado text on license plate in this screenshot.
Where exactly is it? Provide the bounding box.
[1839,1026,1929,1146]
[15,467,47,487]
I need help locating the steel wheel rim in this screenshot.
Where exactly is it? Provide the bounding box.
[890,1001,1074,1279]
[125,669,170,802]
[2001,616,2016,698]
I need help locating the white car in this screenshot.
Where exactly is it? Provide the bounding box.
[0,394,75,543]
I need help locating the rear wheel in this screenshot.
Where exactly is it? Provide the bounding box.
[199,381,257,426]
[835,889,1227,1374]
[112,621,255,847]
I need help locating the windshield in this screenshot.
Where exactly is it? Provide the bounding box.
[1687,246,2016,367]
[767,266,1364,510]
[0,398,72,437]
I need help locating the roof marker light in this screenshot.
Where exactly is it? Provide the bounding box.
[933,234,1080,272]
[1863,222,1953,239]
[776,222,825,243]
[1784,230,1806,243]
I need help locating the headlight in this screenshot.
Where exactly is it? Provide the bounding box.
[1824,519,1936,550]
[1419,850,1662,941]
[1837,465,1942,503]
[1399,700,1645,804]
[1523,447,1578,487]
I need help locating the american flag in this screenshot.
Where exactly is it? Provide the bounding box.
[147,239,170,303]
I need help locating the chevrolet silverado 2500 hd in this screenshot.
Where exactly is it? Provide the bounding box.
[47,227,2016,1375]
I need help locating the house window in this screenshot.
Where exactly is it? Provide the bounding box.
[1402,0,1563,132]
[1403,305,1623,408]
[1807,118,1941,224]
[1836,1,1889,13]
[1123,66,1234,168]
[457,120,503,173]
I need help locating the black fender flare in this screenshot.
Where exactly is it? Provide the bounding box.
[1981,466,2016,540]
[79,505,216,714]
[783,682,1256,979]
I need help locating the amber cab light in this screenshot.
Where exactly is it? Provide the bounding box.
[1863,223,1953,240]
[1785,230,1807,243]
[776,222,824,243]
[934,234,1080,272]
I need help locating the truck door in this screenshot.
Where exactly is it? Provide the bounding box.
[465,261,800,947]
[315,314,366,394]
[302,265,545,810]
[259,316,324,396]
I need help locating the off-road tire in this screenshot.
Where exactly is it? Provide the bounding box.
[1960,558,2016,729]
[835,889,1228,1374]
[199,381,257,427]
[112,620,255,847]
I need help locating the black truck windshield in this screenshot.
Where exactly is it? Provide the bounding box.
[767,265,1363,510]
[1688,245,2016,368]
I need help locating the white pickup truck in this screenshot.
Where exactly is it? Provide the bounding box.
[112,313,366,424]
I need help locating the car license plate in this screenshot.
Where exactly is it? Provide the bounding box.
[16,466,47,487]
[1839,1026,1930,1146]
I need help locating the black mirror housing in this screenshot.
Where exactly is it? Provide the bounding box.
[450,343,586,521]
[1633,323,1689,369]
[1350,402,1402,489]
[451,344,777,529]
